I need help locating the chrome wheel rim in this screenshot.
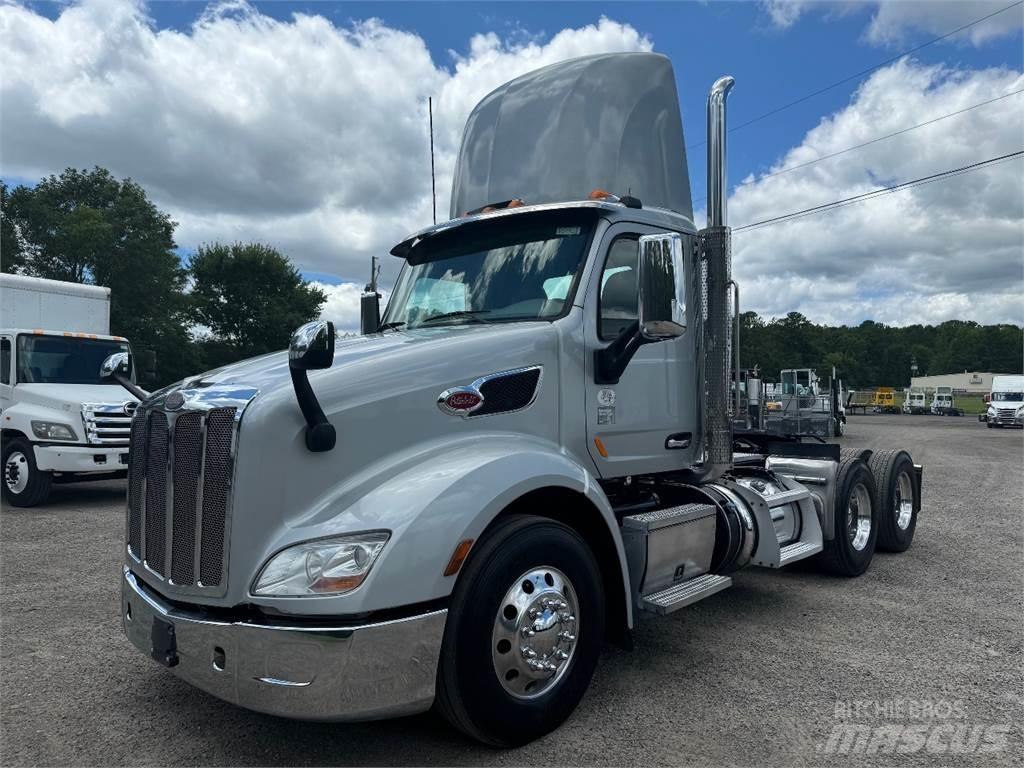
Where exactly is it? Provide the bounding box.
[5,452,29,494]
[847,481,872,551]
[492,566,579,699]
[895,471,914,530]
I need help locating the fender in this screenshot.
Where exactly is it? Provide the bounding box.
[247,433,633,628]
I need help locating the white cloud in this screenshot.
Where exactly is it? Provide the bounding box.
[312,281,391,334]
[761,0,1023,45]
[2,1,1021,329]
[0,0,648,294]
[730,58,1024,326]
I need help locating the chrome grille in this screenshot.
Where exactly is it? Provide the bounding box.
[125,387,255,597]
[81,402,136,446]
[199,409,235,586]
[997,408,1016,419]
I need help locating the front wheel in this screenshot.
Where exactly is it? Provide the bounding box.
[436,515,605,747]
[2,438,53,507]
[816,456,877,576]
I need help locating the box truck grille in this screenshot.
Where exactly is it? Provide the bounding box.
[126,402,243,595]
[81,402,136,446]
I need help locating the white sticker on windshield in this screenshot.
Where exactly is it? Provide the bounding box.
[555,226,581,236]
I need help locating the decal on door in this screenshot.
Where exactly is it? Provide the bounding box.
[597,388,616,425]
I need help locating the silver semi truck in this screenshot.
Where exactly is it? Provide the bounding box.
[120,53,923,746]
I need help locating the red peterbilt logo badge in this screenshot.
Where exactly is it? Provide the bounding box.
[444,391,482,412]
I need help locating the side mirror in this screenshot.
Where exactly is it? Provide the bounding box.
[360,290,381,334]
[289,320,335,370]
[99,351,149,401]
[99,352,131,381]
[288,320,336,452]
[638,233,686,340]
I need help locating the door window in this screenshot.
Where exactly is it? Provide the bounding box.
[598,236,639,340]
[0,339,10,385]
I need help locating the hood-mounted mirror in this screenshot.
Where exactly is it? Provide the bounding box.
[99,352,149,401]
[288,320,336,452]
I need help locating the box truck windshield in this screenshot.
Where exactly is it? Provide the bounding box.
[16,335,129,385]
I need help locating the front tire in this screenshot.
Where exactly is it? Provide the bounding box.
[436,515,605,747]
[2,438,53,507]
[816,456,877,576]
[868,450,919,552]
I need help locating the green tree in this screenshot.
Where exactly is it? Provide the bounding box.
[189,242,326,368]
[5,168,196,387]
[1,182,26,273]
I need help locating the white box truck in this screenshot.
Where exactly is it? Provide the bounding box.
[1,273,144,506]
[984,374,1024,427]
[119,53,923,746]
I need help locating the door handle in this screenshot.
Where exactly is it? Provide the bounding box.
[665,432,691,450]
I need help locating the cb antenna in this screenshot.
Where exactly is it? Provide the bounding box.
[429,96,437,224]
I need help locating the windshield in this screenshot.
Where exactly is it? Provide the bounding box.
[17,335,130,385]
[382,211,595,330]
[992,392,1023,401]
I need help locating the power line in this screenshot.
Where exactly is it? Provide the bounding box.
[733,150,1024,232]
[693,87,1024,204]
[687,0,1024,150]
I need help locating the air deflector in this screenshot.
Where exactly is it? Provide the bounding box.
[450,52,693,221]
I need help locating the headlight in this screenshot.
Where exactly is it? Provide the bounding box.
[1016,406,1024,417]
[252,532,389,597]
[31,421,78,441]
[987,407,996,416]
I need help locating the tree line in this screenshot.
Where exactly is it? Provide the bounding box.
[1,168,325,388]
[739,311,1022,389]
[2,167,1020,390]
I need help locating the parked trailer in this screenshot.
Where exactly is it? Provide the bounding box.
[119,54,924,747]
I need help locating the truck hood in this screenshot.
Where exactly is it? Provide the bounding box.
[180,324,549,393]
[15,383,139,410]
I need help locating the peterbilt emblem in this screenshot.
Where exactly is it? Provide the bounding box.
[438,388,483,415]
[164,392,185,411]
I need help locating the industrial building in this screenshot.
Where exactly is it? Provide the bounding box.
[910,371,997,394]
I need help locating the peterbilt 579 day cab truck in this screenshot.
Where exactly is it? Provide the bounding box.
[120,54,923,746]
[1,274,144,506]
[984,374,1024,427]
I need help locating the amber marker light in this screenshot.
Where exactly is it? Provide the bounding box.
[444,539,475,576]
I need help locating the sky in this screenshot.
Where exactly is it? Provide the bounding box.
[1,0,1022,333]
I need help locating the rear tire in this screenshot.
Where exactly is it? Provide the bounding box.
[2,438,52,507]
[816,456,877,576]
[436,515,605,747]
[868,450,919,553]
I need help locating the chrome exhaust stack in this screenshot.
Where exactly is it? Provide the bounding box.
[699,76,735,479]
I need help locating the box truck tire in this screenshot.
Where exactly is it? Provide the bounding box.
[816,456,878,577]
[436,514,605,747]
[3,437,53,507]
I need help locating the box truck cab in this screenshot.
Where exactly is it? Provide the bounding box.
[930,385,961,416]
[1,275,141,506]
[902,389,927,414]
[985,375,1024,427]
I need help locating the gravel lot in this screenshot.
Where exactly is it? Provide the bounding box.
[2,414,1021,767]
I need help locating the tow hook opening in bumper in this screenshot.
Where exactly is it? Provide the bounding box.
[121,567,447,721]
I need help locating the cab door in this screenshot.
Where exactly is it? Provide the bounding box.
[583,223,697,477]
[0,335,12,416]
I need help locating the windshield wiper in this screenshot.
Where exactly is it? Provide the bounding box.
[417,310,491,326]
[377,320,406,332]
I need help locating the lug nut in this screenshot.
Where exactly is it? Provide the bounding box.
[520,646,537,658]
[558,631,576,642]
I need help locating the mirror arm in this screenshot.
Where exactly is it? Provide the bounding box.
[594,321,647,385]
[113,374,149,402]
[289,367,336,452]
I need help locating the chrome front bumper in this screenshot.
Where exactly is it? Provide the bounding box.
[121,568,447,721]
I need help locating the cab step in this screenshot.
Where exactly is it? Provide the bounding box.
[639,573,732,615]
[778,540,822,566]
